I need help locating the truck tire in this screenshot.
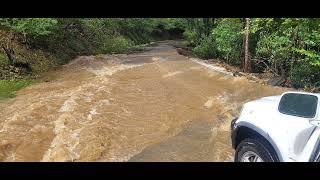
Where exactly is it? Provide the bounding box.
[235,138,278,162]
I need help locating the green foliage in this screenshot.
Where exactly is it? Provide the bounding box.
[291,61,320,88]
[0,79,32,98]
[183,30,199,46]
[256,32,292,60]
[151,18,186,40]
[293,48,320,66]
[179,18,319,89]
[193,35,217,59]
[155,18,186,30]
[117,18,155,45]
[99,36,133,54]
[0,18,58,36]
[183,18,216,46]
[253,18,320,87]
[212,19,243,64]
[186,19,243,64]
[250,18,282,34]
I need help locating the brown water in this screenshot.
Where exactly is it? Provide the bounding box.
[0,41,285,162]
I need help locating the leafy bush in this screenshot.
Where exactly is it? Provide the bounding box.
[151,18,186,40]
[291,48,320,88]
[0,79,32,98]
[255,32,292,75]
[183,18,215,46]
[291,62,320,88]
[117,18,154,45]
[256,33,292,60]
[212,19,243,65]
[99,36,133,54]
[183,30,200,46]
[254,18,320,87]
[193,35,217,59]
[0,18,58,37]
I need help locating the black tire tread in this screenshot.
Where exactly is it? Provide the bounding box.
[235,137,278,162]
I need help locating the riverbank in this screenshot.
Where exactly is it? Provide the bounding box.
[172,41,319,93]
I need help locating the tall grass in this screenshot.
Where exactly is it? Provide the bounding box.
[0,80,32,98]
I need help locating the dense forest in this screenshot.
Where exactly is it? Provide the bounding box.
[0,18,319,98]
[183,18,320,91]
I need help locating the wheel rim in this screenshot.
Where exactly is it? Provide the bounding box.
[240,151,264,162]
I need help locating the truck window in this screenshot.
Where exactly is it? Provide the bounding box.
[278,93,318,118]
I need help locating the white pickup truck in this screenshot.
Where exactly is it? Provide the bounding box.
[231,91,320,162]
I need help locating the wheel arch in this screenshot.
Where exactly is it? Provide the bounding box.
[232,121,283,162]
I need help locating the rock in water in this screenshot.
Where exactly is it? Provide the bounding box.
[176,48,192,57]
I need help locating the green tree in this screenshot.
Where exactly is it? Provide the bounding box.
[253,18,320,88]
[212,18,243,64]
[183,18,216,46]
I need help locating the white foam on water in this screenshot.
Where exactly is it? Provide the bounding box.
[189,58,233,76]
[152,56,167,62]
[162,71,183,78]
[87,108,99,121]
[59,96,78,112]
[87,64,144,77]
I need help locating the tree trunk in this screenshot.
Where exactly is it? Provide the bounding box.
[1,45,15,65]
[244,18,251,73]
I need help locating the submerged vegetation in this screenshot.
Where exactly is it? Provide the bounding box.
[0,79,32,98]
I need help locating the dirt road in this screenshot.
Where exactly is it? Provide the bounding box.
[0,41,284,161]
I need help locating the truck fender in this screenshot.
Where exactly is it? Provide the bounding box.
[232,121,283,162]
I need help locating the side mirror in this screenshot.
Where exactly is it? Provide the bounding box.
[278,92,319,119]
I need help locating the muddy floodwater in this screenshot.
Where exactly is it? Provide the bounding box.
[0,41,285,162]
